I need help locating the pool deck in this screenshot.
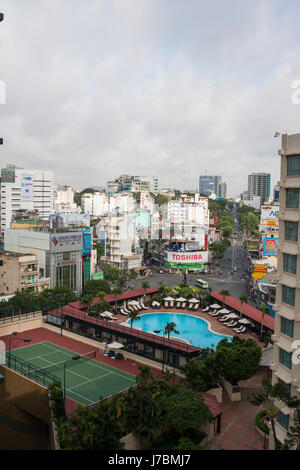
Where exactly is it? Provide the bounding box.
[113,307,264,347]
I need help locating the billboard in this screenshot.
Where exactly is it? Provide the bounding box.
[50,213,90,229]
[262,237,278,257]
[20,175,33,201]
[165,250,208,264]
[50,232,82,253]
[261,206,279,221]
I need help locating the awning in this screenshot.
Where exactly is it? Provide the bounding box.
[238,318,252,324]
[107,341,124,349]
[218,308,231,314]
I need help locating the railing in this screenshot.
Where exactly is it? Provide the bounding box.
[0,310,42,325]
[7,352,60,389]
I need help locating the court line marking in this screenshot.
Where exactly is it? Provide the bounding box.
[10,340,137,403]
[42,341,137,382]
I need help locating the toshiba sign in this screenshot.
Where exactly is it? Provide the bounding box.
[165,251,208,264]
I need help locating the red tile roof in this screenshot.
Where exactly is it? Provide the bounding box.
[200,392,222,418]
[68,287,159,310]
[48,304,200,354]
[211,291,274,331]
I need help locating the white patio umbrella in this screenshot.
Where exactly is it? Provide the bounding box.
[188,298,199,303]
[107,341,124,349]
[176,297,186,302]
[225,313,239,319]
[164,296,174,301]
[218,308,231,314]
[210,303,221,309]
[238,318,251,324]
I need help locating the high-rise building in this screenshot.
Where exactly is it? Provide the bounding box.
[270,133,300,443]
[0,165,54,233]
[217,182,227,199]
[199,175,221,197]
[247,173,271,206]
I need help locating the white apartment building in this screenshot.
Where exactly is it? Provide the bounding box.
[109,193,136,214]
[270,132,300,443]
[54,185,74,205]
[0,166,54,233]
[105,213,140,269]
[140,191,155,211]
[82,192,109,216]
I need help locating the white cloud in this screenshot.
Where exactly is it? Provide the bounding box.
[1,0,300,196]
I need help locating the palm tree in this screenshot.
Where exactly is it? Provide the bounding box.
[164,321,179,340]
[128,309,140,329]
[142,281,150,303]
[80,293,94,314]
[248,379,300,450]
[284,408,300,450]
[239,294,249,318]
[220,289,230,307]
[260,304,270,340]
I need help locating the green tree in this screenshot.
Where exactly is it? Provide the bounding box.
[219,289,230,306]
[128,309,140,329]
[239,294,249,318]
[248,379,300,450]
[283,408,300,450]
[142,281,150,302]
[183,354,222,392]
[164,321,179,340]
[260,304,270,340]
[215,336,262,385]
[80,293,94,314]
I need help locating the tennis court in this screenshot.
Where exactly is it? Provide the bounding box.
[8,341,137,406]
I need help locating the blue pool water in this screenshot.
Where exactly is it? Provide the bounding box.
[131,312,232,349]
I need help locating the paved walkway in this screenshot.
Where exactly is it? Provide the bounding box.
[207,369,268,450]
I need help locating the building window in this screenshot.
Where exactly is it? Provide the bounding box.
[287,155,300,176]
[286,188,300,208]
[279,348,292,369]
[277,378,291,396]
[63,252,71,261]
[285,221,298,242]
[277,411,290,430]
[282,285,296,306]
[280,317,294,338]
[283,253,297,274]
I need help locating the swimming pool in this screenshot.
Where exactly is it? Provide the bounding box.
[130,312,232,349]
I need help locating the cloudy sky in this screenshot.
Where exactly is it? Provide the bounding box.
[1,0,300,196]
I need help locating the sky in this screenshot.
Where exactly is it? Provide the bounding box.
[1,0,300,197]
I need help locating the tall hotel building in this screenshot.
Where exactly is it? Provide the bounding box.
[0,165,54,233]
[271,133,300,442]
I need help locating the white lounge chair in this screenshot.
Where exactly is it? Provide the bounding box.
[202,306,210,312]
[208,309,217,316]
[120,309,128,316]
[181,302,186,309]
[219,315,230,322]
[210,311,220,317]
[188,303,193,310]
[224,320,237,327]
[192,303,200,310]
[141,301,148,310]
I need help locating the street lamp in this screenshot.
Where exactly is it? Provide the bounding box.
[63,355,81,407]
[154,329,165,373]
[8,332,31,368]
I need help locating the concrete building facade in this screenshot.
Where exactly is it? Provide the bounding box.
[271,133,300,443]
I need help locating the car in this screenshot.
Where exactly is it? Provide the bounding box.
[159,270,164,274]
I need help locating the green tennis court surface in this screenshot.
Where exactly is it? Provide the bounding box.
[8,341,136,406]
